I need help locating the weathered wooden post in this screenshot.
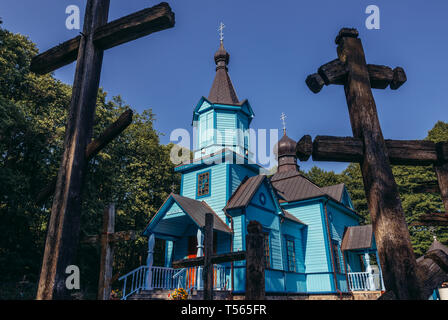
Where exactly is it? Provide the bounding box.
[304,28,424,299]
[337,31,422,299]
[33,1,175,299]
[245,221,265,300]
[98,204,115,300]
[80,205,136,299]
[203,213,214,300]
[434,160,448,214]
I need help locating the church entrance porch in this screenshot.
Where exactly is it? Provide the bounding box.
[118,193,233,300]
[341,225,385,292]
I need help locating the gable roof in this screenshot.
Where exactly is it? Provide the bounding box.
[270,171,356,214]
[341,225,373,251]
[321,183,345,202]
[171,194,231,234]
[270,171,326,203]
[282,209,307,225]
[145,193,232,235]
[225,175,266,211]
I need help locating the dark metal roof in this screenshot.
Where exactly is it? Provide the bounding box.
[341,225,373,251]
[321,183,345,202]
[225,175,266,211]
[208,42,240,105]
[282,210,307,225]
[270,172,326,203]
[171,194,232,234]
[270,171,353,212]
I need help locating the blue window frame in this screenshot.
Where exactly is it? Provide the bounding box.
[286,239,296,272]
[263,232,271,269]
[196,170,211,198]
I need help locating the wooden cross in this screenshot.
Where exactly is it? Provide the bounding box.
[280,112,287,134]
[81,204,137,300]
[32,1,175,300]
[303,28,424,299]
[296,135,448,226]
[171,213,265,300]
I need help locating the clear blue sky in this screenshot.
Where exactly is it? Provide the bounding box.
[1,0,447,172]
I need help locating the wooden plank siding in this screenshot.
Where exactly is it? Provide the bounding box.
[282,200,333,292]
[181,164,228,222]
[280,221,306,273]
[216,111,237,146]
[327,202,360,275]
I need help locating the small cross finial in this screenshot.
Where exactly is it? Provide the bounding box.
[218,22,225,42]
[280,112,287,134]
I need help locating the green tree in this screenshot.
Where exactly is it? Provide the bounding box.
[0,24,180,299]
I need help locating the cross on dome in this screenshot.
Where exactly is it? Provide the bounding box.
[280,112,287,134]
[218,22,225,42]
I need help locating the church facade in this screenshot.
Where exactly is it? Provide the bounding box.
[120,41,385,299]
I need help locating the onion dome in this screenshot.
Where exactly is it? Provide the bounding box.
[274,132,299,173]
[214,41,230,70]
[275,133,297,157]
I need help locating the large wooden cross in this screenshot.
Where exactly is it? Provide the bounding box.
[81,204,137,300]
[31,1,175,299]
[302,28,424,299]
[171,214,265,300]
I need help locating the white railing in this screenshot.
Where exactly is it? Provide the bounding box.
[348,272,384,291]
[119,264,229,300]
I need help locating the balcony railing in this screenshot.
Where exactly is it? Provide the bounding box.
[348,271,385,291]
[119,264,229,300]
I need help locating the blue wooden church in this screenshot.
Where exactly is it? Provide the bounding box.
[119,40,385,299]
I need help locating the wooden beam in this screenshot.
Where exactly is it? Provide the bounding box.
[434,162,448,213]
[412,182,439,194]
[336,29,423,299]
[379,248,448,300]
[306,59,406,93]
[30,2,175,75]
[203,213,213,300]
[36,0,111,300]
[93,2,175,51]
[295,135,312,162]
[245,220,265,300]
[85,109,133,159]
[36,109,133,205]
[418,249,448,298]
[98,204,115,300]
[80,230,137,245]
[412,212,448,226]
[30,36,81,75]
[296,135,447,166]
[172,251,246,269]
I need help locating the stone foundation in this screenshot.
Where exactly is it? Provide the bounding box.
[231,291,383,300]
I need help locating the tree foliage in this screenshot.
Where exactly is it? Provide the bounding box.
[0,25,180,299]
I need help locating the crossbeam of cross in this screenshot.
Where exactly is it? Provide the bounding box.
[296,135,448,226]
[303,28,427,299]
[33,1,175,300]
